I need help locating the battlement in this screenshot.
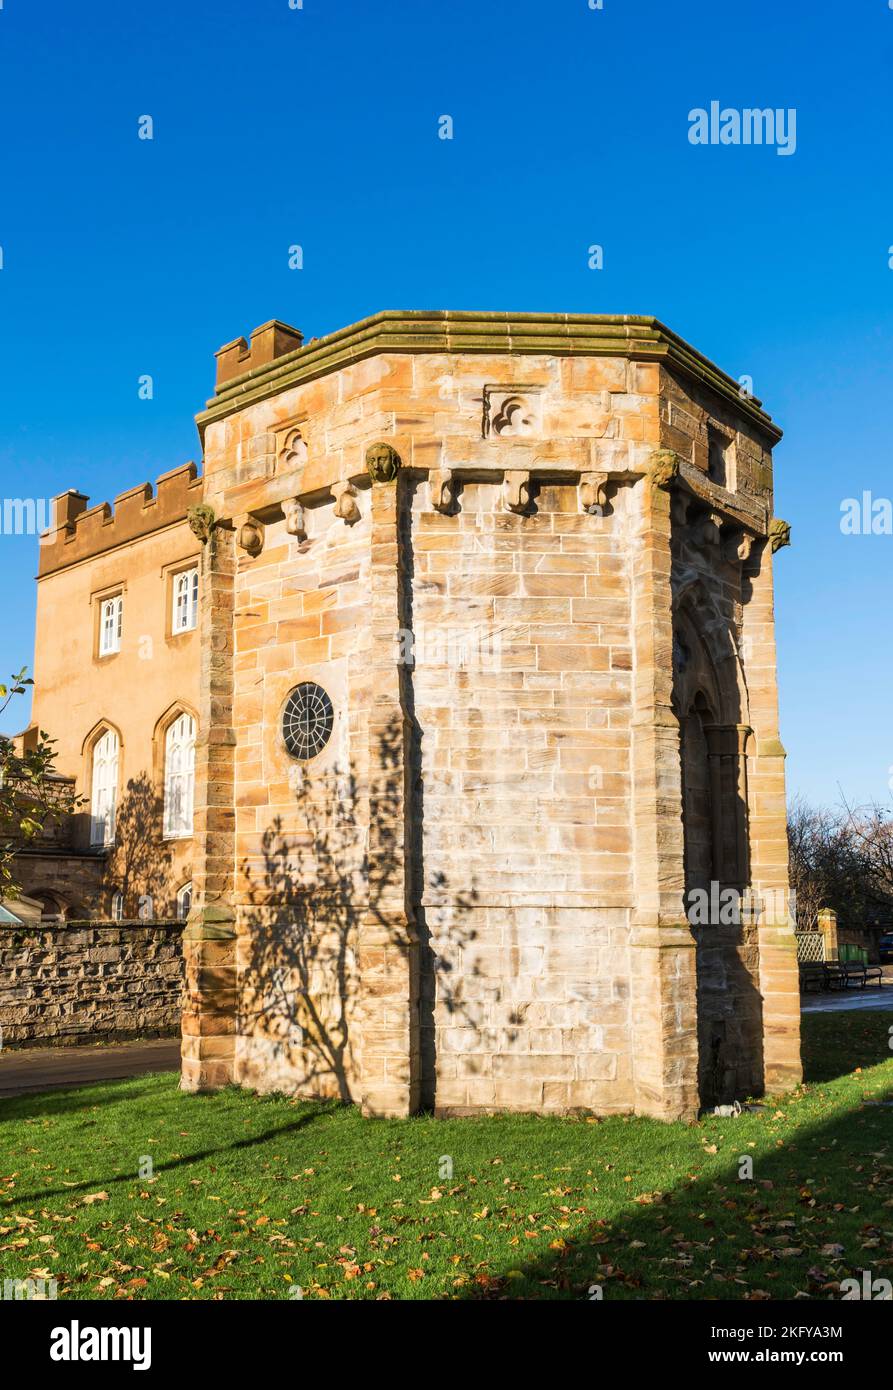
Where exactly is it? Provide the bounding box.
[38,462,204,577]
[214,319,304,389]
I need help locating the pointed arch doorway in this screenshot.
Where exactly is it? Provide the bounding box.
[674,609,763,1108]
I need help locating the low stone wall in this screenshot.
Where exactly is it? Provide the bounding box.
[0,922,184,1048]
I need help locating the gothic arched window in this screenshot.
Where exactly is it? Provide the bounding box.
[90,728,119,846]
[163,713,196,838]
[172,567,199,633]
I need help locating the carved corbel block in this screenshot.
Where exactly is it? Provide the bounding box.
[283,497,307,540]
[670,491,691,527]
[332,481,361,524]
[579,471,609,516]
[503,470,532,514]
[647,449,680,491]
[700,511,723,547]
[187,503,216,545]
[722,528,754,564]
[429,469,456,514]
[769,517,791,552]
[237,517,264,558]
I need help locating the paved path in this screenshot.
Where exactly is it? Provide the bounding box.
[802,985,893,1014]
[1,993,892,1098]
[0,1039,181,1097]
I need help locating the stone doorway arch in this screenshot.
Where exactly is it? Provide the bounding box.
[673,598,764,1108]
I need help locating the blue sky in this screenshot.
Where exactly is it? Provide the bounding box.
[1,0,891,808]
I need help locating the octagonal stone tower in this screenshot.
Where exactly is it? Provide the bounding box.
[180,310,801,1121]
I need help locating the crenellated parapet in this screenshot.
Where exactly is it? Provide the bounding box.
[38,462,204,576]
[214,320,304,390]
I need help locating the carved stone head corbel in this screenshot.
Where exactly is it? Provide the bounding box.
[769,517,791,552]
[187,503,216,545]
[647,449,680,491]
[366,441,402,484]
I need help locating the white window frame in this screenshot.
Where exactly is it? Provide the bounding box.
[163,712,195,839]
[172,567,198,634]
[111,891,124,922]
[90,729,119,847]
[99,594,123,656]
[176,882,193,918]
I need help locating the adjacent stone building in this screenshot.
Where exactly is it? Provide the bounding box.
[20,310,801,1120]
[26,464,203,920]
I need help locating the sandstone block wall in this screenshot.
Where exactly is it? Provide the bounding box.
[229,507,373,1098]
[179,311,802,1117]
[412,479,637,1113]
[0,924,184,1047]
[660,361,800,1100]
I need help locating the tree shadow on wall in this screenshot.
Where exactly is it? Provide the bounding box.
[107,773,174,917]
[239,718,482,1107]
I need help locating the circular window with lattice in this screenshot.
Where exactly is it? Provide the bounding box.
[281,682,334,761]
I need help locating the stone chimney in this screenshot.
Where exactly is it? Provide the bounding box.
[48,490,89,534]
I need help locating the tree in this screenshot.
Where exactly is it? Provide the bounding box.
[787,794,893,930]
[0,668,78,898]
[839,798,893,922]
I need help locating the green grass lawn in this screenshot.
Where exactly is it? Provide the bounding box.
[1,1011,891,1300]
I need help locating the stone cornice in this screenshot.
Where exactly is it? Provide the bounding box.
[677,459,768,534]
[196,310,783,445]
